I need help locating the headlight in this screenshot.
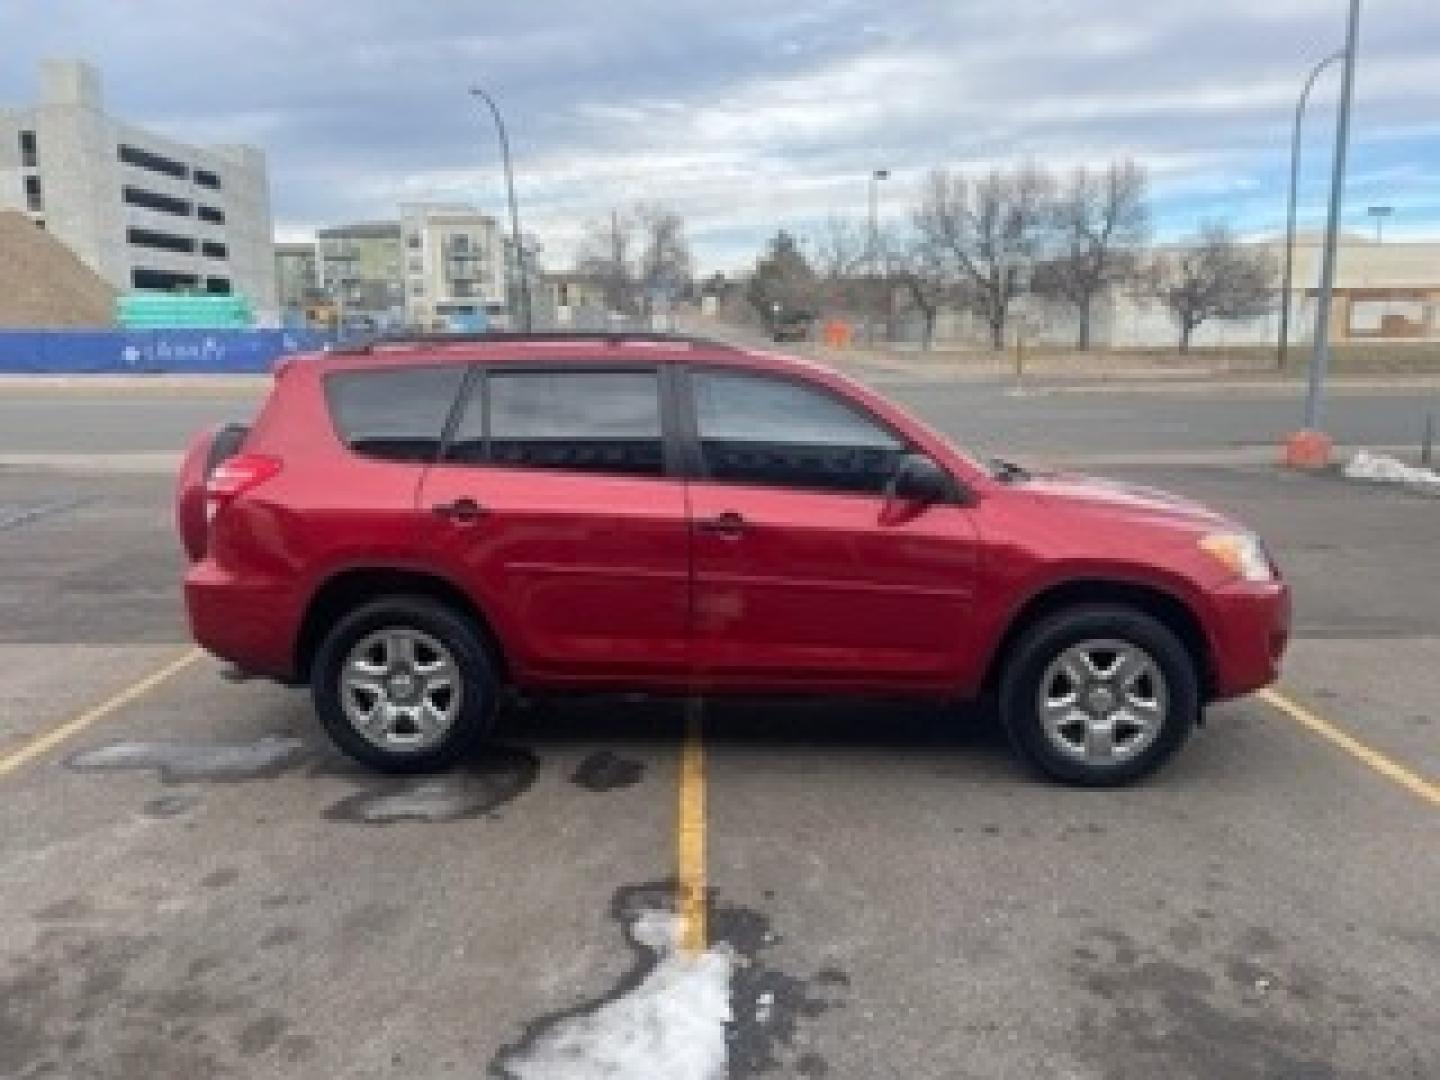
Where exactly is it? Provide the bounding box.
[1199,532,1274,582]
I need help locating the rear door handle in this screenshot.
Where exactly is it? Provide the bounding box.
[432,497,485,524]
[696,510,747,536]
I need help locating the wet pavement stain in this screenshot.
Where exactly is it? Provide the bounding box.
[488,881,849,1079]
[569,750,646,792]
[66,735,308,784]
[141,792,202,818]
[324,746,537,825]
[1066,919,1429,1078]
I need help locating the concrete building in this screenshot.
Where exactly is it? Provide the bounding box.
[0,59,277,317]
[316,220,404,330]
[399,204,506,329]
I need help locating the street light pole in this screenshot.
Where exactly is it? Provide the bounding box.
[868,168,890,345]
[1367,205,1393,244]
[1278,50,1345,371]
[468,86,532,332]
[1304,0,1363,434]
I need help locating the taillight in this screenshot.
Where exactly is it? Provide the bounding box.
[206,454,282,521]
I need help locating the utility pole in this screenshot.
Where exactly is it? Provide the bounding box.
[1302,0,1362,436]
[1278,50,1345,371]
[867,168,890,345]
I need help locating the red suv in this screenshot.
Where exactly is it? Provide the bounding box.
[177,333,1288,786]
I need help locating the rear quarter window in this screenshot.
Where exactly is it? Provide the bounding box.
[324,367,465,462]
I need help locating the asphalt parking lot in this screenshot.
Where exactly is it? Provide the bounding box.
[2,378,1437,1078]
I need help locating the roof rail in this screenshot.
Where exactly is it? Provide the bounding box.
[323,330,744,356]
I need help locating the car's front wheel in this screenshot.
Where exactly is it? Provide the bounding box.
[312,596,498,773]
[999,605,1199,786]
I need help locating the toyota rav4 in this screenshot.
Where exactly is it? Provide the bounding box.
[176,333,1289,786]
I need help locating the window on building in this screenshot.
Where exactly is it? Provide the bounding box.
[325,367,466,463]
[23,175,42,212]
[123,186,191,216]
[19,130,38,168]
[193,169,221,190]
[406,234,421,250]
[205,277,232,295]
[411,282,425,296]
[126,227,196,254]
[691,370,904,495]
[132,267,199,291]
[118,144,188,179]
[408,257,423,273]
[197,205,225,224]
[201,241,228,260]
[448,370,665,477]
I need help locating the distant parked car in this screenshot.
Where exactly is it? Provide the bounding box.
[176,332,1288,785]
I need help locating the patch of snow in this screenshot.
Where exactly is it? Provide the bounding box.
[502,912,733,1080]
[1344,449,1440,487]
[755,990,774,1024]
[67,736,305,781]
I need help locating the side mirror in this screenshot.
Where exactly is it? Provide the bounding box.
[888,453,952,506]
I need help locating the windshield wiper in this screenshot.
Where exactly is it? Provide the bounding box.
[988,458,1032,483]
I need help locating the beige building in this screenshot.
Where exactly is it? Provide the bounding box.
[0,59,276,316]
[1096,234,1440,349]
[274,241,317,312]
[399,203,506,329]
[316,220,403,328]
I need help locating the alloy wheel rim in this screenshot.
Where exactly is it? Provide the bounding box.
[339,627,462,752]
[1036,638,1168,765]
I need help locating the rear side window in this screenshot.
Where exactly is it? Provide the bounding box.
[447,369,665,478]
[692,370,904,494]
[325,367,465,462]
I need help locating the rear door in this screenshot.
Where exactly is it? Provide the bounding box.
[419,364,692,688]
[682,366,979,690]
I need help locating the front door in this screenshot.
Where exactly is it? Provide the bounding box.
[420,365,692,688]
[683,368,978,691]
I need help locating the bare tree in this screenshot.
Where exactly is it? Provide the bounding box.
[574,208,637,316]
[889,231,950,350]
[1148,223,1277,351]
[1033,160,1150,350]
[912,165,1052,349]
[635,203,692,300]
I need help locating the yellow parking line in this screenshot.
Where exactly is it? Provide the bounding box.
[677,698,708,955]
[1259,687,1440,808]
[0,648,203,779]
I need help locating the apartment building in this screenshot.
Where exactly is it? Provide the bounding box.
[316,220,403,328]
[274,241,318,312]
[0,59,277,316]
[400,204,506,329]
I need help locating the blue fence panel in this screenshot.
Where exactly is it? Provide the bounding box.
[0,329,331,374]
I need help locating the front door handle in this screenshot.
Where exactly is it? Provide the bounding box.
[696,510,747,536]
[432,497,485,524]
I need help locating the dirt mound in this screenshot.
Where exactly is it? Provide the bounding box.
[0,211,115,328]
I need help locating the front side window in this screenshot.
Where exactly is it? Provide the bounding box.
[448,369,664,478]
[325,366,465,463]
[692,370,904,494]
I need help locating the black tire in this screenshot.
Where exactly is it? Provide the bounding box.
[998,604,1199,787]
[311,595,499,773]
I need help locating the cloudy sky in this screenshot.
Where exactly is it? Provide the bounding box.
[3,1,1437,272]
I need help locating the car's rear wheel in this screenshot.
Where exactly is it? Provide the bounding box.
[312,596,498,773]
[999,605,1198,786]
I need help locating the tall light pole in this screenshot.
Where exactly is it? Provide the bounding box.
[868,168,890,345]
[1367,204,1393,243]
[1303,0,1363,436]
[1277,50,1345,371]
[468,85,531,331]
